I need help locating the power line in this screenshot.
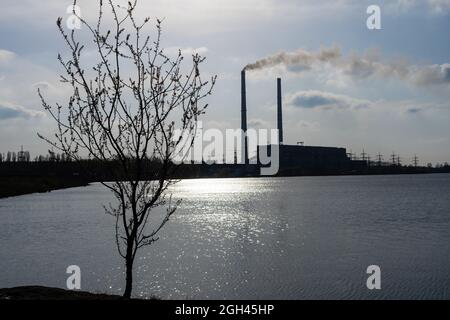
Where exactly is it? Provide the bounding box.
[361,149,367,161]
[376,153,383,166]
[413,154,419,167]
[390,152,396,165]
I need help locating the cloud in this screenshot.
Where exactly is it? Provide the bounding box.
[203,120,233,131]
[31,81,55,91]
[384,0,450,14]
[413,63,450,86]
[297,120,320,130]
[0,49,15,64]
[0,0,447,45]
[400,101,449,114]
[163,46,209,56]
[428,0,450,13]
[0,50,69,110]
[406,107,422,114]
[0,101,45,120]
[31,81,61,96]
[248,118,270,128]
[0,0,286,35]
[288,90,372,110]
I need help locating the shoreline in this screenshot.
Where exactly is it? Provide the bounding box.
[0,286,161,300]
[0,286,123,300]
[1,171,449,199]
[1,160,449,199]
[0,176,89,199]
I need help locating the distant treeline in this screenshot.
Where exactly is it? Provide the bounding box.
[0,149,69,163]
[0,159,256,181]
[2,159,450,181]
[1,159,450,198]
[0,159,254,198]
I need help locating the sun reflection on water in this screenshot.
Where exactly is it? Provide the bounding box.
[171,178,262,197]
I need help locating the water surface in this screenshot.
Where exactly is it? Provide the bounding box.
[0,174,449,299]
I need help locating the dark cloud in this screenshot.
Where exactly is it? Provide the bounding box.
[0,102,44,120]
[406,107,422,114]
[288,90,371,110]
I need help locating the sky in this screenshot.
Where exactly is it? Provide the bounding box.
[1,0,450,165]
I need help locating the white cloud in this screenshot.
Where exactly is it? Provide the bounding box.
[0,49,16,64]
[428,0,450,13]
[203,120,233,130]
[248,118,270,128]
[164,46,209,56]
[31,81,57,92]
[413,63,450,87]
[0,0,448,41]
[388,0,450,13]
[0,0,292,35]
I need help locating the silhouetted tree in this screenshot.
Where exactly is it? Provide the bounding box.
[38,0,215,298]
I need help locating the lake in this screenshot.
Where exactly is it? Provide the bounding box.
[0,174,449,299]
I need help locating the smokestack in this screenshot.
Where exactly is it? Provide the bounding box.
[277,78,283,145]
[241,70,249,164]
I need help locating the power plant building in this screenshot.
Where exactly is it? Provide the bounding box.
[240,70,367,174]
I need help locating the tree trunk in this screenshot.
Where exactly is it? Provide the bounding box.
[123,251,134,298]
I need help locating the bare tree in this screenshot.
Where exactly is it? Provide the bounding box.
[38,0,215,298]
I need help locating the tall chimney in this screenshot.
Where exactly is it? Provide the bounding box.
[241,69,248,164]
[277,77,283,145]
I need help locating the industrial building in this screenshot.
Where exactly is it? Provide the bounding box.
[240,69,367,175]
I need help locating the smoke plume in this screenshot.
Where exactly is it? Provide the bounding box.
[244,47,341,71]
[244,46,450,89]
